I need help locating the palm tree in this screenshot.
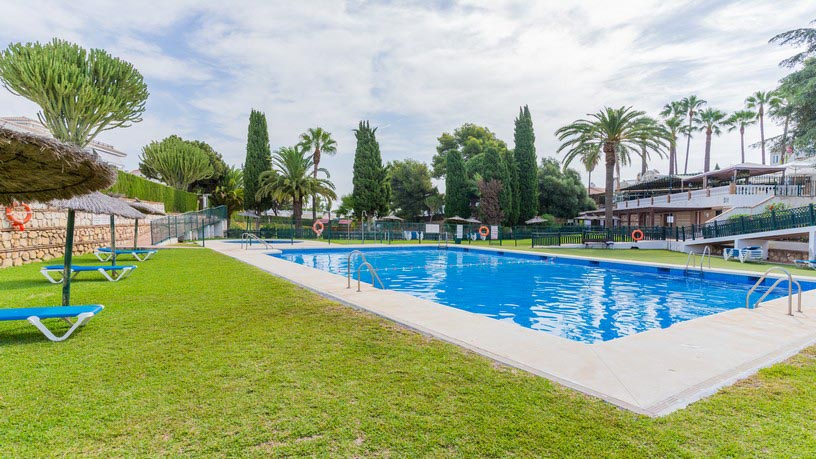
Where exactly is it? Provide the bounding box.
[660,100,685,174]
[770,19,816,67]
[299,127,337,219]
[556,107,669,227]
[745,91,782,165]
[256,145,337,233]
[694,108,728,174]
[635,117,667,177]
[580,147,601,195]
[769,91,793,162]
[211,165,244,230]
[680,95,706,174]
[725,110,757,163]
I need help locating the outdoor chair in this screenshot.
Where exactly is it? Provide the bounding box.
[0,305,103,342]
[793,259,816,270]
[738,247,763,263]
[94,247,157,262]
[40,265,137,283]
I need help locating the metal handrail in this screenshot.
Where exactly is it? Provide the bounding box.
[347,250,367,288]
[685,252,697,271]
[438,232,449,249]
[240,232,271,250]
[746,267,803,315]
[700,245,712,272]
[356,261,385,291]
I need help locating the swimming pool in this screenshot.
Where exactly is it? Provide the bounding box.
[274,247,814,343]
[225,239,302,245]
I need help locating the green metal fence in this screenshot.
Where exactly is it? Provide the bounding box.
[690,204,816,240]
[151,206,228,245]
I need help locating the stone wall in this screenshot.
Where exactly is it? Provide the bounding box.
[1,201,162,268]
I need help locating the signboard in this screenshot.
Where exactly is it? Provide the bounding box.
[92,214,109,226]
[456,224,463,239]
[490,225,499,240]
[425,223,440,234]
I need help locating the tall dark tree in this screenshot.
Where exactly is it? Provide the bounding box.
[445,150,470,218]
[432,124,508,178]
[502,149,520,225]
[477,179,504,225]
[351,121,389,218]
[514,105,538,222]
[388,159,437,220]
[188,140,228,194]
[243,109,274,214]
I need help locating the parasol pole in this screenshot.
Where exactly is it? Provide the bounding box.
[62,209,75,306]
[133,218,139,249]
[110,215,117,266]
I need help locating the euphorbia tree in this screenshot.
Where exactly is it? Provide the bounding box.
[0,38,149,147]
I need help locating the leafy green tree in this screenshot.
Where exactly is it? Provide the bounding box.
[514,105,538,222]
[694,108,728,173]
[299,127,337,219]
[556,106,669,226]
[725,110,757,163]
[352,121,389,218]
[680,95,706,174]
[477,179,504,225]
[256,145,336,232]
[336,194,357,219]
[388,159,437,220]
[211,166,243,229]
[0,38,148,147]
[424,193,445,221]
[537,158,595,219]
[189,141,228,194]
[139,136,214,191]
[432,124,508,178]
[244,110,274,214]
[777,58,816,153]
[770,19,816,67]
[746,91,782,165]
[769,89,794,160]
[445,150,470,218]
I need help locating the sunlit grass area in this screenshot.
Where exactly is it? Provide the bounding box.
[1,248,816,456]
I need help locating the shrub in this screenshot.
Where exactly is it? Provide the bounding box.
[108,171,198,213]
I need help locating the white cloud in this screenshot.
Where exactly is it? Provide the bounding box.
[1,0,815,197]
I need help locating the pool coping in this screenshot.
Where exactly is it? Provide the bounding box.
[208,240,816,417]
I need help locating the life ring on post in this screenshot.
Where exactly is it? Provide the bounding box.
[312,220,325,236]
[5,202,32,231]
[631,229,644,242]
[478,225,490,238]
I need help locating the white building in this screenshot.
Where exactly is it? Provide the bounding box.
[0,116,127,168]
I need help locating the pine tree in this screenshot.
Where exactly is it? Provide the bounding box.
[514,105,538,221]
[352,121,389,218]
[243,109,273,214]
[445,150,470,217]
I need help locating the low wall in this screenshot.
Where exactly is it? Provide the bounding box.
[1,201,162,268]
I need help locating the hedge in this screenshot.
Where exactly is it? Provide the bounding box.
[107,171,199,213]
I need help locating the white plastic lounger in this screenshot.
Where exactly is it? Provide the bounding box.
[723,248,741,261]
[94,247,157,262]
[0,305,103,342]
[794,260,816,270]
[40,265,137,283]
[739,248,763,263]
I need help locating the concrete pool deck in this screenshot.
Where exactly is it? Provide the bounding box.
[207,240,816,417]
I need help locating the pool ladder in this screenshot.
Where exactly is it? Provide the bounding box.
[438,232,449,249]
[746,267,802,316]
[684,245,711,273]
[347,250,384,292]
[240,232,271,250]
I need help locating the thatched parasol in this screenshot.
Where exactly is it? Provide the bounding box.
[50,192,146,303]
[465,217,482,224]
[128,200,165,249]
[0,126,116,205]
[525,216,548,225]
[444,216,469,223]
[380,214,404,221]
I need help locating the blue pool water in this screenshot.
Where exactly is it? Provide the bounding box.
[274,247,814,343]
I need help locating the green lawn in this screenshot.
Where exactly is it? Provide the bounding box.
[2,249,816,456]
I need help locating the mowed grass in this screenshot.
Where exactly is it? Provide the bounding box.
[2,249,816,456]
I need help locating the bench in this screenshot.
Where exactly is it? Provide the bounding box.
[582,232,614,248]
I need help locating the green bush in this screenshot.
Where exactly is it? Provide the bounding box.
[108,171,199,213]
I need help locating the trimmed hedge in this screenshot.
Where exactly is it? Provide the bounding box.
[108,171,199,213]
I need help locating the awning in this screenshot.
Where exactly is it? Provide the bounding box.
[682,163,785,184]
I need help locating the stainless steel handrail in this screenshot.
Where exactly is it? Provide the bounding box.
[700,245,712,271]
[347,250,367,288]
[240,232,271,250]
[357,261,385,291]
[685,252,697,271]
[746,267,803,315]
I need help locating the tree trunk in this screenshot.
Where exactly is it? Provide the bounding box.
[739,126,745,163]
[782,114,790,163]
[294,197,303,237]
[641,144,647,177]
[615,161,621,191]
[312,148,321,220]
[604,142,616,228]
[684,113,693,174]
[759,108,766,165]
[587,169,592,194]
[668,142,676,175]
[704,128,712,173]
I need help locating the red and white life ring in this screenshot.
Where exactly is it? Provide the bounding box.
[5,202,32,231]
[631,229,644,242]
[312,220,325,236]
[478,225,490,238]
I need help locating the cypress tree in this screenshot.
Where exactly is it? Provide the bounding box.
[514,105,538,221]
[502,149,520,225]
[352,121,389,218]
[243,109,273,214]
[445,150,470,217]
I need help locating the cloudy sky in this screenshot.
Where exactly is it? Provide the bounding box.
[1,0,814,197]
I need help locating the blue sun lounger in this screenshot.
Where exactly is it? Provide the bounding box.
[40,265,137,283]
[94,247,157,262]
[794,259,816,270]
[0,305,103,342]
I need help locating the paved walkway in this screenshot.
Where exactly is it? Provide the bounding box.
[207,240,816,417]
